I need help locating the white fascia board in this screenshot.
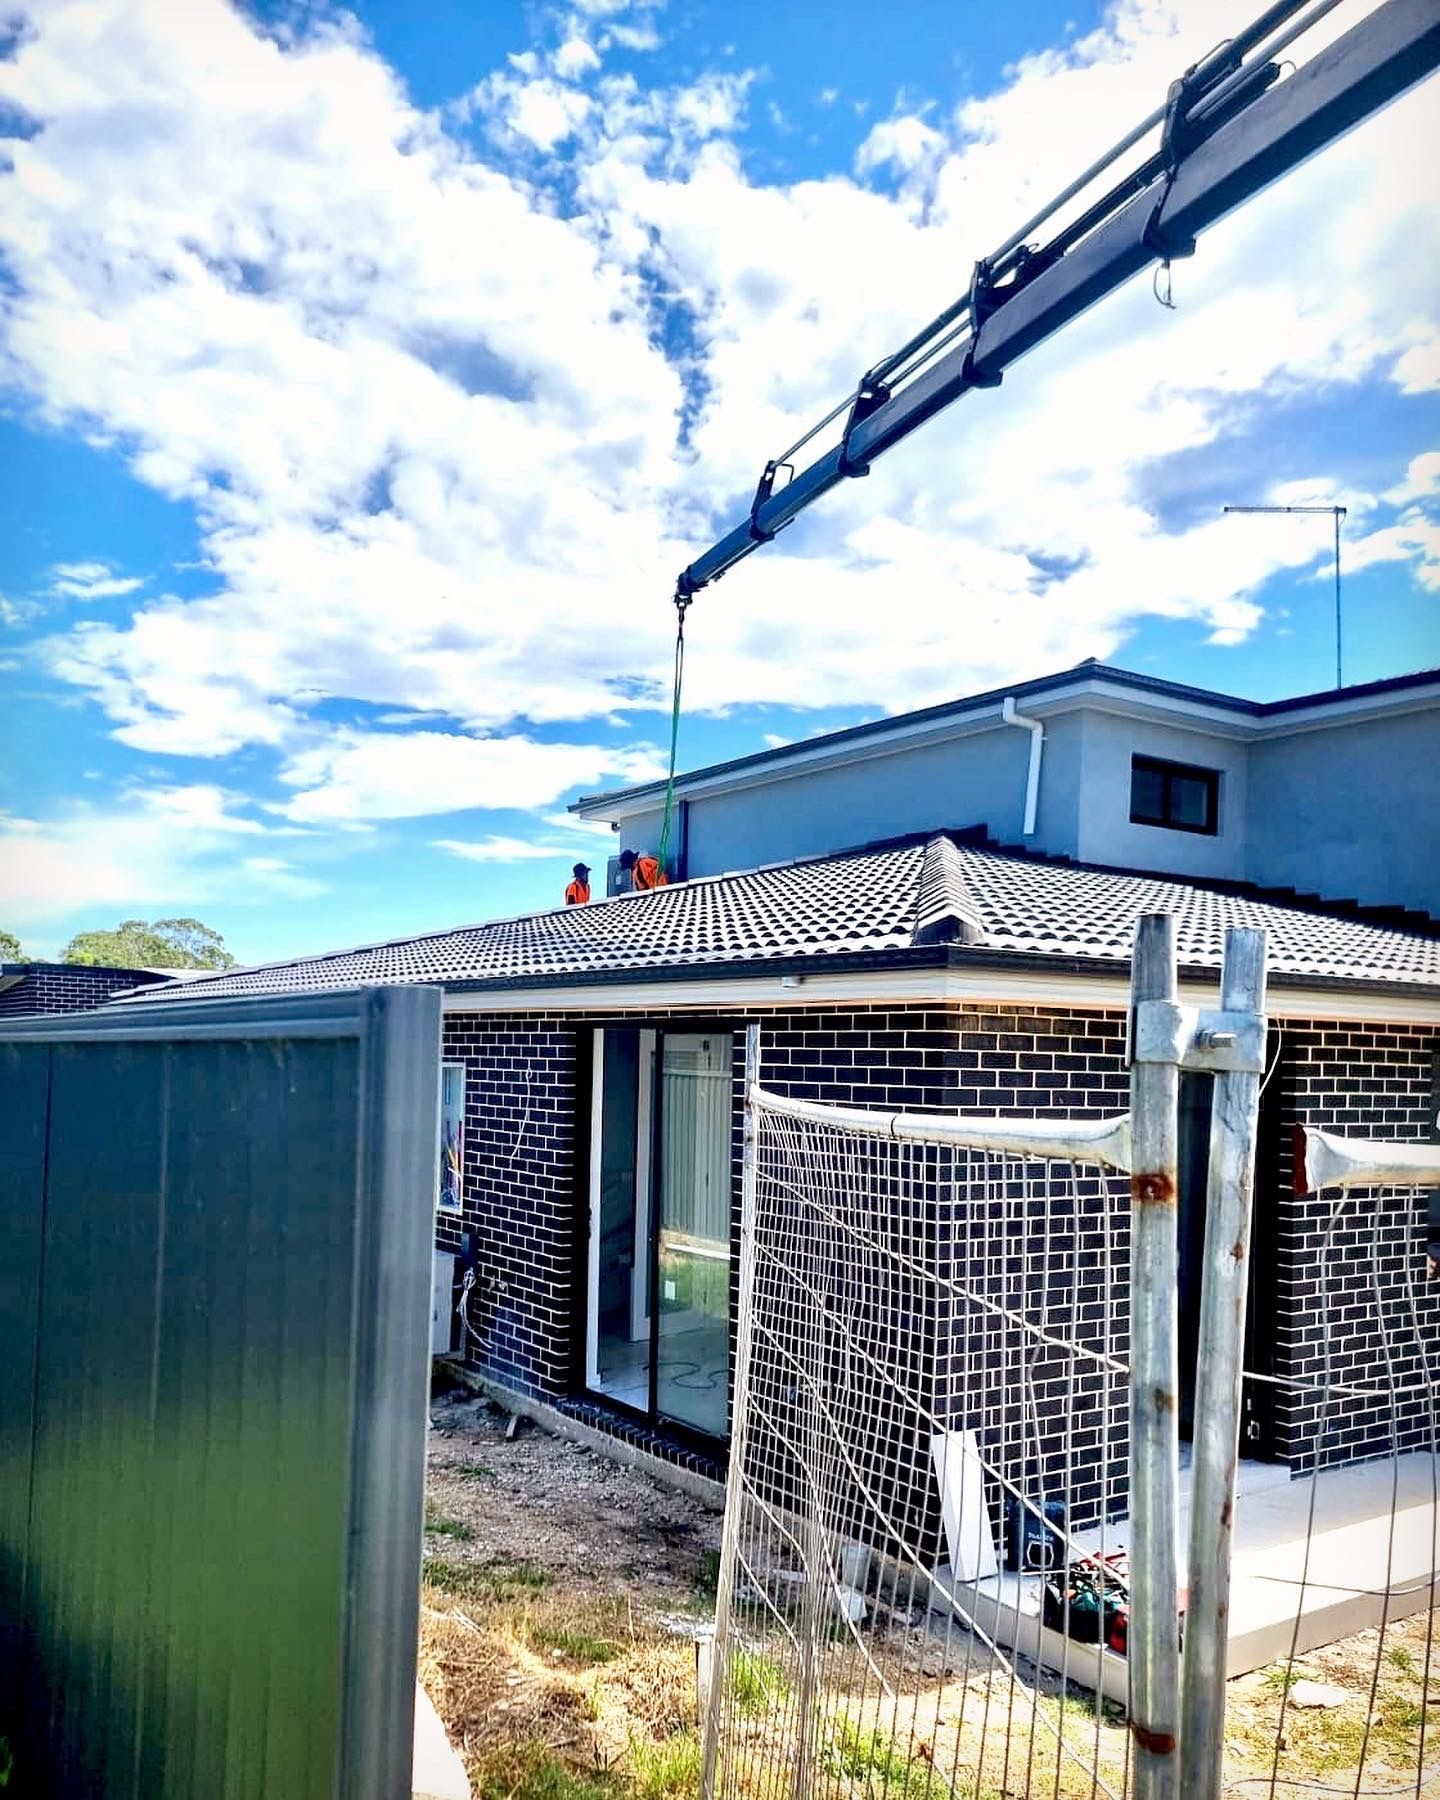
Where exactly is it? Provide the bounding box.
[439,967,1440,1026]
[1247,684,1440,741]
[1035,682,1261,739]
[1025,680,1436,740]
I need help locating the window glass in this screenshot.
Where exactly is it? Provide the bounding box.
[657,1034,733,1438]
[1130,755,1219,835]
[586,1028,733,1440]
[1130,762,1166,824]
[438,1062,464,1211]
[1170,772,1211,829]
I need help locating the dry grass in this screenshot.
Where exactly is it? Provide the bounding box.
[419,1387,1440,1798]
[1222,1607,1440,1794]
[419,1580,703,1798]
[419,1386,718,1798]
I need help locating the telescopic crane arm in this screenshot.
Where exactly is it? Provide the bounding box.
[672,0,1440,607]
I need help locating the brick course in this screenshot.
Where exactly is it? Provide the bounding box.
[1265,1018,1439,1471]
[440,1001,1136,1510]
[437,998,1436,1504]
[0,963,166,1017]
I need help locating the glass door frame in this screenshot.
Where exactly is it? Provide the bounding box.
[649,1026,734,1441]
[583,1022,736,1448]
[583,1027,655,1401]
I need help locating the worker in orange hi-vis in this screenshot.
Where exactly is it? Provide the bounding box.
[564,863,591,906]
[619,848,668,891]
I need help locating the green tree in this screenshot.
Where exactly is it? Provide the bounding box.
[0,929,27,963]
[62,917,237,971]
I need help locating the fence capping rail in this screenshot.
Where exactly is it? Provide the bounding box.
[1294,1124,1440,1194]
[746,1083,1134,1171]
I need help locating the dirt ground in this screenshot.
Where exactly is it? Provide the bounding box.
[419,1381,1439,1799]
[420,1383,723,1798]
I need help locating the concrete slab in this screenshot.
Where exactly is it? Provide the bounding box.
[1078,1452,1440,1678]
[930,1455,1438,1696]
[1221,1454,1439,1672]
[413,1682,470,1800]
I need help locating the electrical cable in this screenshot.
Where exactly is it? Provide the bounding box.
[506,1065,531,1165]
[456,1265,489,1353]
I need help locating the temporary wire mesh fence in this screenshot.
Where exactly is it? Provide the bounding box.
[703,1090,1136,1800]
[701,1097,1440,1800]
[1226,1135,1440,1800]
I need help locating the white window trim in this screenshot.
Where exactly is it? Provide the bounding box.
[438,1060,465,1213]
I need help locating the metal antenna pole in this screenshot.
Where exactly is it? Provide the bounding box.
[1179,926,1269,1800]
[1334,505,1343,689]
[1223,503,1347,689]
[1128,914,1183,1800]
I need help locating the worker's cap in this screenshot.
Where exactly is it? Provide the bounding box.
[572,862,591,878]
[619,848,638,867]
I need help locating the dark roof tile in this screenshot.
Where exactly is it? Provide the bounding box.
[129,834,1440,1004]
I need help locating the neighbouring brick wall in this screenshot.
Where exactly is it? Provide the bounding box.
[0,964,164,1016]
[1271,1019,1439,1471]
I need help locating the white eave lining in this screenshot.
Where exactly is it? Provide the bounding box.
[438,964,1440,1026]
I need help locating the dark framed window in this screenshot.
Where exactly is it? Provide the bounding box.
[1130,754,1220,836]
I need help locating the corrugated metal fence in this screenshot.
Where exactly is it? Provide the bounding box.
[0,986,441,1800]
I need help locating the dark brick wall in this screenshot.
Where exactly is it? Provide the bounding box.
[436,1015,577,1396]
[0,963,165,1017]
[439,1001,1134,1522]
[437,998,1437,1508]
[1268,1019,1439,1471]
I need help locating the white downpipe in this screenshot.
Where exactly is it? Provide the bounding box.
[1001,696,1044,835]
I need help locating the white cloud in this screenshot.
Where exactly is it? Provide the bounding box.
[554,36,601,80]
[432,835,575,862]
[1392,335,1440,394]
[0,594,42,629]
[540,809,621,838]
[128,782,270,833]
[605,22,660,52]
[1384,452,1440,508]
[0,791,325,936]
[1345,517,1440,592]
[856,114,945,178]
[0,0,1434,819]
[276,728,665,823]
[50,560,143,600]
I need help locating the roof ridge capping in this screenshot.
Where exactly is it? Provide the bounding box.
[912,834,986,948]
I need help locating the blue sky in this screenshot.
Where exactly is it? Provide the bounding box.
[0,0,1436,965]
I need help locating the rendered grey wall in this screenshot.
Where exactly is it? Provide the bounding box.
[0,987,441,1800]
[622,697,1438,912]
[635,722,1080,878]
[1247,710,1440,914]
[1072,709,1250,880]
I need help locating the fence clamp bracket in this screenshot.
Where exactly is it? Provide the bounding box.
[1128,999,1267,1074]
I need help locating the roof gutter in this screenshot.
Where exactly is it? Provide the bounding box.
[1001,696,1044,836]
[431,941,1440,1007]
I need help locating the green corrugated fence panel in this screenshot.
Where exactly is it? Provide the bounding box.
[0,988,442,1800]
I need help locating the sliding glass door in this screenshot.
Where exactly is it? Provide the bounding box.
[655,1034,732,1437]
[587,1029,653,1412]
[586,1027,733,1441]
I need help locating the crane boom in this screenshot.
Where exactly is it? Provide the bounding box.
[674,0,1440,603]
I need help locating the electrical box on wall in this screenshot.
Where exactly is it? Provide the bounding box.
[432,1251,456,1356]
